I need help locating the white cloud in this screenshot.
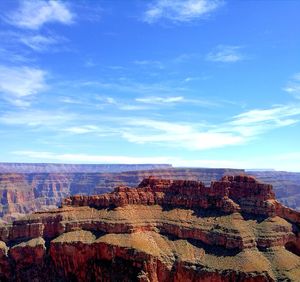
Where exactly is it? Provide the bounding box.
[95,96,148,111]
[0,47,30,63]
[133,60,164,69]
[230,105,300,126]
[62,125,117,136]
[64,125,99,134]
[10,150,244,168]
[206,45,243,63]
[283,72,300,97]
[81,80,187,96]
[136,96,184,104]
[11,150,300,171]
[0,110,76,127]
[144,0,223,23]
[19,34,63,51]
[119,103,300,150]
[6,0,74,30]
[12,151,173,164]
[121,118,243,150]
[135,95,217,107]
[0,65,47,106]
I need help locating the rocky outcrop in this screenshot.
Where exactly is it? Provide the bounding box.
[0,175,299,281]
[0,168,244,221]
[1,167,300,223]
[249,170,300,210]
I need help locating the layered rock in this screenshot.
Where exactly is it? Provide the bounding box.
[249,170,300,210]
[0,168,244,221]
[0,175,299,281]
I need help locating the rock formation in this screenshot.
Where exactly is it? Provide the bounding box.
[249,170,300,210]
[0,175,299,281]
[0,168,244,221]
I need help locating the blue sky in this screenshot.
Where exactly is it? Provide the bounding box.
[0,0,300,171]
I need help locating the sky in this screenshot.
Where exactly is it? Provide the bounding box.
[0,0,300,171]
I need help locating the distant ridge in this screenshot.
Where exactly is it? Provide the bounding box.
[0,163,172,173]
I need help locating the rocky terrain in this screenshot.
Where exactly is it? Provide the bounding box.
[0,175,299,281]
[249,171,300,210]
[1,166,300,223]
[0,168,244,222]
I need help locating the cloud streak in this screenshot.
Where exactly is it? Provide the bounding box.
[121,118,243,150]
[206,45,244,63]
[120,103,300,150]
[12,151,173,164]
[136,96,184,104]
[0,65,47,107]
[6,0,74,30]
[283,72,300,98]
[11,150,300,171]
[144,0,224,23]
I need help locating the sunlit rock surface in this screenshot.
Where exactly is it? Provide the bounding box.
[0,175,299,281]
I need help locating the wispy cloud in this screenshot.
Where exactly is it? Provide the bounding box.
[121,118,243,150]
[9,150,243,168]
[133,60,164,69]
[231,105,300,126]
[206,45,244,63]
[12,151,173,164]
[136,95,219,107]
[79,79,187,96]
[0,30,65,53]
[0,110,75,127]
[63,125,100,135]
[119,103,300,150]
[6,0,74,30]
[136,96,184,104]
[19,33,66,52]
[283,72,300,98]
[11,150,300,171]
[144,0,224,23]
[0,65,47,107]
[0,47,31,63]
[95,96,150,111]
[226,104,300,137]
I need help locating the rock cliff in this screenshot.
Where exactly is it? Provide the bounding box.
[0,168,244,221]
[249,171,300,210]
[0,175,299,281]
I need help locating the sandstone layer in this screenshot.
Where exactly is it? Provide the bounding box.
[249,170,300,210]
[0,168,244,221]
[0,175,299,281]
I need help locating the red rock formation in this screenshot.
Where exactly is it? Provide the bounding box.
[0,168,244,222]
[0,175,299,281]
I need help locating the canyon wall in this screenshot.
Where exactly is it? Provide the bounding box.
[249,170,300,210]
[0,168,244,221]
[0,175,299,281]
[1,167,299,222]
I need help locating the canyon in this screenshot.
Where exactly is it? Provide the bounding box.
[249,170,300,210]
[0,168,244,222]
[1,166,300,222]
[0,175,299,281]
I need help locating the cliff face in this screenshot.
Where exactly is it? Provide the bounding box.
[249,171,300,210]
[1,168,299,222]
[0,175,299,282]
[0,168,244,221]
